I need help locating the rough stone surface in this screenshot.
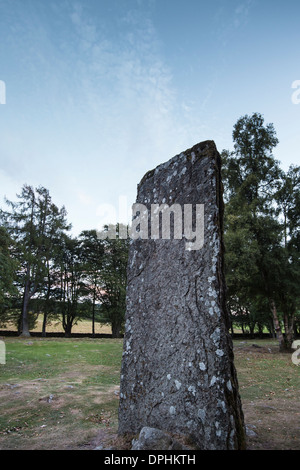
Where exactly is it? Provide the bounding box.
[118,141,246,450]
[131,427,191,450]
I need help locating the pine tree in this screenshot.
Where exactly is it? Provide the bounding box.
[0,225,18,320]
[79,229,104,336]
[1,185,70,336]
[221,113,296,350]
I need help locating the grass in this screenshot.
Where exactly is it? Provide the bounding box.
[0,336,299,450]
[234,340,300,400]
[233,339,300,449]
[0,336,123,450]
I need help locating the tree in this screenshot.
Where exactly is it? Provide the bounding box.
[1,185,70,337]
[273,165,300,348]
[56,234,87,337]
[98,224,129,338]
[221,113,298,350]
[79,230,104,336]
[223,112,280,209]
[39,199,71,337]
[0,225,18,321]
[223,213,261,335]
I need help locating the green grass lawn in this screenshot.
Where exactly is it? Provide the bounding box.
[233,339,300,401]
[2,338,122,380]
[232,339,300,449]
[0,336,299,450]
[0,337,123,450]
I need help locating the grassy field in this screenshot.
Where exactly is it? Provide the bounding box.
[233,339,300,450]
[0,336,123,450]
[0,336,299,450]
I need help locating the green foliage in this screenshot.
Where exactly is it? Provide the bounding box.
[97,224,130,337]
[222,113,300,349]
[1,185,70,336]
[0,225,18,318]
[77,225,129,337]
[0,188,129,338]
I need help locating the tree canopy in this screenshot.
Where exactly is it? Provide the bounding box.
[0,186,129,338]
[222,112,300,350]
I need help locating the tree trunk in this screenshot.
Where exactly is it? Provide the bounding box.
[92,288,96,337]
[293,322,299,338]
[270,299,285,351]
[42,260,51,337]
[268,318,276,338]
[63,303,74,338]
[20,279,31,337]
[283,310,295,351]
[64,316,73,337]
[42,312,47,337]
[111,320,121,338]
[64,326,72,338]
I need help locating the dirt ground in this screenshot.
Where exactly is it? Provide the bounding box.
[233,342,300,450]
[82,397,300,451]
[242,398,300,450]
[82,343,300,451]
[1,337,299,451]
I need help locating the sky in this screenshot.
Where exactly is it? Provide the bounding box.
[0,0,299,236]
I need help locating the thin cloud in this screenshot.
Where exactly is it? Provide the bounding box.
[67,1,181,163]
[234,0,253,28]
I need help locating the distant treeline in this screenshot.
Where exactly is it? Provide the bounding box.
[0,185,129,338]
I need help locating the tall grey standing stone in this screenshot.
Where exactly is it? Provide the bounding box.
[118,141,246,450]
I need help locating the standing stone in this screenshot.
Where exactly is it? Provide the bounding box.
[118,141,246,450]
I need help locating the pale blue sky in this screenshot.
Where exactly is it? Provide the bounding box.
[0,0,299,235]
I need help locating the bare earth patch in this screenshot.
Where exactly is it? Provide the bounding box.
[1,338,299,450]
[233,340,300,450]
[0,359,120,450]
[0,380,120,450]
[243,399,300,450]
